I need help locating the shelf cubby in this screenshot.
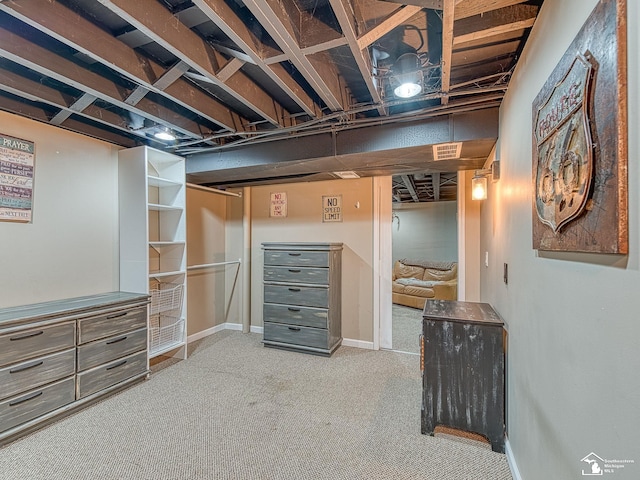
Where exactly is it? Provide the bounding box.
[119,146,187,362]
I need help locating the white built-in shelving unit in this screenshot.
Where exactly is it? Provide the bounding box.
[119,146,187,360]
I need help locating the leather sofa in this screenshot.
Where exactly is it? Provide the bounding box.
[392,259,458,309]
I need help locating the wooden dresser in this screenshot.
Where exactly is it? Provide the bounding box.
[421,300,505,452]
[262,242,342,356]
[0,292,149,446]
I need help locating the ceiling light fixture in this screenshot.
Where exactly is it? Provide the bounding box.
[392,53,423,99]
[153,126,176,142]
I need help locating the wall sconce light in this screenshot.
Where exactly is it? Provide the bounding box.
[392,53,423,99]
[153,126,176,142]
[472,168,492,200]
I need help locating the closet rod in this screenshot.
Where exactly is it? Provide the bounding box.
[186,183,242,197]
[187,259,242,271]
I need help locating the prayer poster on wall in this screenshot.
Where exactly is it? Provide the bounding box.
[0,134,35,223]
[322,195,342,222]
[270,192,287,217]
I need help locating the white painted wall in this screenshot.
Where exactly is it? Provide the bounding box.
[186,187,228,335]
[391,201,457,263]
[458,170,481,302]
[0,112,120,308]
[249,178,375,344]
[482,0,640,478]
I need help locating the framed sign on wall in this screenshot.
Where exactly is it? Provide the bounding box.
[532,0,627,254]
[270,192,287,218]
[0,134,35,223]
[322,195,342,222]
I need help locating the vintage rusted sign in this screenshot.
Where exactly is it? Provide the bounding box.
[534,53,594,233]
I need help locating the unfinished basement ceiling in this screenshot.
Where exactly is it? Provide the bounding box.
[0,0,544,198]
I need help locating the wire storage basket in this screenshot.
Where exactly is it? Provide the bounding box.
[149,282,183,315]
[149,314,184,354]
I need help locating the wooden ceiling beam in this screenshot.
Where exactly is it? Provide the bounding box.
[96,0,287,127]
[329,0,385,115]
[0,91,139,147]
[192,0,322,118]
[0,0,243,133]
[454,0,529,20]
[454,4,539,42]
[242,0,347,112]
[400,175,420,202]
[380,0,442,8]
[441,0,455,105]
[356,6,423,50]
[432,172,441,201]
[0,64,162,144]
[0,26,206,139]
[455,19,535,45]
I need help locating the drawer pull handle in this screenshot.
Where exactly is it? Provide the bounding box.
[9,391,43,407]
[288,269,301,273]
[288,253,301,256]
[107,312,128,320]
[106,336,128,345]
[10,360,44,374]
[287,307,301,312]
[9,330,44,341]
[288,327,301,332]
[106,360,127,371]
[288,288,301,292]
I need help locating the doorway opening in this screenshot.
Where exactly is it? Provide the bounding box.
[377,170,481,352]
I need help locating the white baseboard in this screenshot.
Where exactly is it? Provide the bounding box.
[505,437,523,480]
[187,323,263,343]
[341,338,375,350]
[189,326,370,350]
[187,324,227,343]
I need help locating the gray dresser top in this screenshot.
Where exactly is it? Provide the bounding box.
[0,292,149,327]
[262,242,343,251]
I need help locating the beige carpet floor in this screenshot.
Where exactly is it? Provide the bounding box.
[392,303,423,354]
[0,330,512,480]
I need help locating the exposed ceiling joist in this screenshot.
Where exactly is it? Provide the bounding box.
[49,93,96,126]
[455,0,529,20]
[242,0,347,112]
[330,0,385,115]
[96,0,288,127]
[0,0,242,134]
[191,0,321,118]
[441,0,455,105]
[0,0,544,194]
[356,5,423,50]
[454,18,536,45]
[381,0,443,8]
[432,172,441,201]
[0,25,204,139]
[400,174,420,202]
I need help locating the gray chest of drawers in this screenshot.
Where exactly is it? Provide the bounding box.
[262,242,342,356]
[0,292,149,446]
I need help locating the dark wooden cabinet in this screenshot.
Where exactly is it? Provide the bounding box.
[421,300,505,452]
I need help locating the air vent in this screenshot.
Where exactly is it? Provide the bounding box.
[433,142,462,161]
[333,171,360,179]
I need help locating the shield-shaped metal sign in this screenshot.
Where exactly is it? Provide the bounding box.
[534,53,594,233]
